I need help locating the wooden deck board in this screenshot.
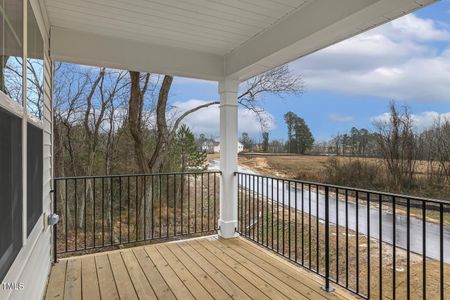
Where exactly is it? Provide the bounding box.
[201,239,308,300]
[64,258,82,300]
[44,259,67,300]
[121,250,158,300]
[156,244,213,300]
[81,256,100,300]
[46,236,357,300]
[144,245,195,300]
[165,243,233,300]
[95,254,120,300]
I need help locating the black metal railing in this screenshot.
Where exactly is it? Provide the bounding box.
[53,171,220,258]
[236,172,449,300]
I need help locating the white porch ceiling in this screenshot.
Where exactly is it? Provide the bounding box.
[44,0,437,81]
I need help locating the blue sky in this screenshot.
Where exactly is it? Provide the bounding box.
[169,0,450,142]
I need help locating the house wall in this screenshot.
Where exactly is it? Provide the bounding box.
[0,0,53,299]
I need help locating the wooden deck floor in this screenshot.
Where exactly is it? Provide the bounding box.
[45,236,356,300]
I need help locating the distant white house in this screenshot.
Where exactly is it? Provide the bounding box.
[202,140,244,154]
[237,141,244,153]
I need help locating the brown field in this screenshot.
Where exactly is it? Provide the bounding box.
[209,153,450,224]
[237,153,431,181]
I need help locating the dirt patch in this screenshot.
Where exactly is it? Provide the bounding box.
[239,191,450,299]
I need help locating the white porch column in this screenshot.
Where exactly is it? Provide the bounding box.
[218,78,239,238]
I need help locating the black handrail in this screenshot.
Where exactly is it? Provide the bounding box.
[53,171,221,258]
[236,172,448,300]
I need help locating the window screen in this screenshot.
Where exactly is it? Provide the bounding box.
[0,106,22,282]
[27,122,43,236]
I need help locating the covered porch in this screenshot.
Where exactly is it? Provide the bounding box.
[1,1,445,300]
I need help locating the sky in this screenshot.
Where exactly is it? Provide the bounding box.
[168,0,450,142]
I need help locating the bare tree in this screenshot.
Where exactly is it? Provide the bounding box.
[127,65,303,237]
[374,103,418,189]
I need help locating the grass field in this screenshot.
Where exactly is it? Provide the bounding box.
[235,153,450,201]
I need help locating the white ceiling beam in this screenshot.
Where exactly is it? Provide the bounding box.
[225,0,436,81]
[51,27,225,80]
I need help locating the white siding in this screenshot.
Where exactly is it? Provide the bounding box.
[0,0,53,299]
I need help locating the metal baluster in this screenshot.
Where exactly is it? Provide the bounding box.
[136,176,138,241]
[253,175,256,241]
[207,173,210,232]
[187,174,190,234]
[128,176,130,242]
[84,178,87,249]
[379,194,382,299]
[201,173,204,232]
[75,179,78,251]
[110,177,113,245]
[166,174,169,237]
[214,173,217,230]
[439,203,444,300]
[392,196,396,300]
[345,189,349,288]
[302,182,304,265]
[283,179,285,255]
[181,174,184,235]
[336,188,339,283]
[272,178,274,249]
[119,177,122,243]
[266,177,269,247]
[422,201,426,300]
[174,174,177,236]
[144,176,147,240]
[309,183,312,269]
[245,174,248,237]
[407,198,411,300]
[257,175,260,243]
[356,191,359,293]
[261,176,264,245]
[194,173,197,233]
[316,185,319,272]
[277,179,280,253]
[93,178,96,248]
[159,175,162,238]
[65,179,68,252]
[54,180,58,261]
[151,175,154,239]
[295,181,298,262]
[321,186,334,292]
[288,180,291,259]
[367,192,370,298]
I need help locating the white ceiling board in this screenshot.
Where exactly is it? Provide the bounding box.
[45,0,437,81]
[46,0,307,55]
[225,0,437,80]
[51,27,225,80]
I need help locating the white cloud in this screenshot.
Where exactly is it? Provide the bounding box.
[383,14,450,42]
[370,111,450,131]
[328,113,354,123]
[170,99,275,136]
[291,13,450,101]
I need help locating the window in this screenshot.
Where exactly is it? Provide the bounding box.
[27,122,43,236]
[0,107,22,282]
[26,0,44,235]
[26,0,43,119]
[0,0,24,105]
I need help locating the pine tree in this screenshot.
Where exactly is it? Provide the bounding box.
[176,125,207,171]
[284,112,314,154]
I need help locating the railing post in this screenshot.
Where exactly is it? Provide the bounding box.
[52,180,57,263]
[322,186,335,292]
[218,78,240,238]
